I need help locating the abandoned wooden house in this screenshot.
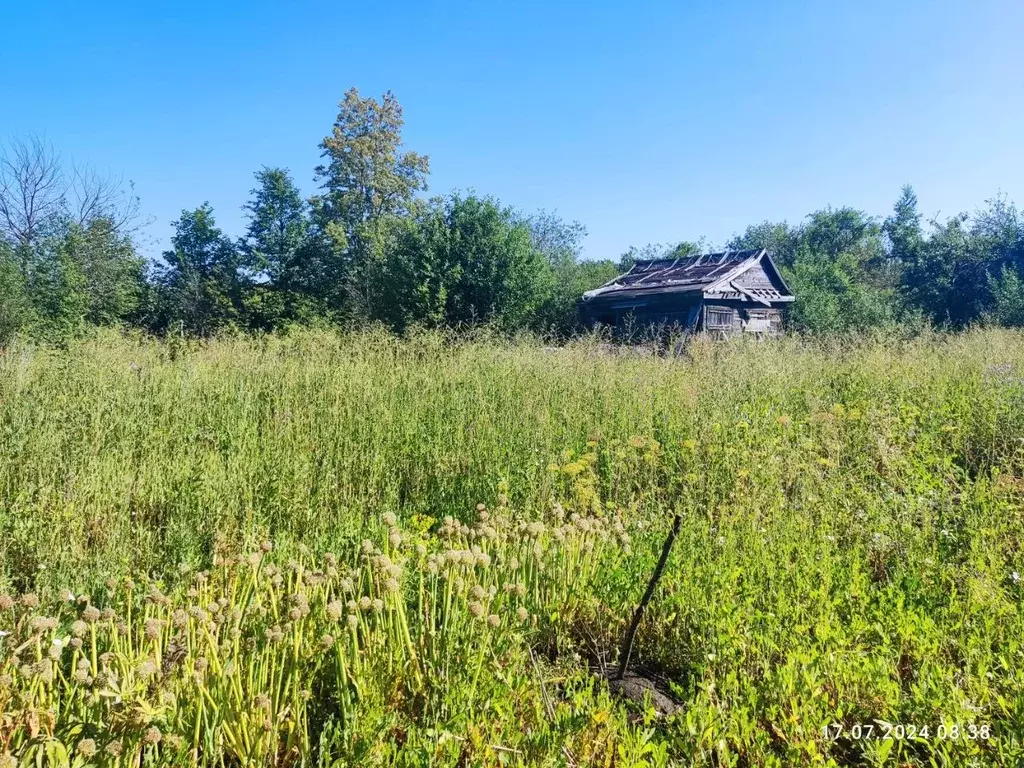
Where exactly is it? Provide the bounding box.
[578,248,794,336]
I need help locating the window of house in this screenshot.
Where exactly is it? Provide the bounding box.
[706,308,734,328]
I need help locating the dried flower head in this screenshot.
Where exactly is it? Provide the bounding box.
[77,739,97,759]
[468,601,485,618]
[0,595,13,611]
[143,726,162,745]
[144,619,163,640]
[487,614,500,628]
[516,606,529,622]
[326,600,344,621]
[30,616,58,634]
[261,540,273,553]
[371,598,384,613]
[319,633,335,650]
[47,640,64,660]
[20,593,39,608]
[137,660,158,678]
[382,512,397,526]
[188,606,208,622]
[33,659,54,684]
[347,614,358,630]
[264,625,285,643]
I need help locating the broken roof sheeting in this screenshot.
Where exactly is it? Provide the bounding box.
[582,249,791,301]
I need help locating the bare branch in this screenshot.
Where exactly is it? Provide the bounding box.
[69,162,145,236]
[0,135,66,247]
[0,135,150,251]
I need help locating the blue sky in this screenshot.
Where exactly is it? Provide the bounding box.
[3,0,1023,261]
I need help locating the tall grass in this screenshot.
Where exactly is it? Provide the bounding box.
[1,328,1024,765]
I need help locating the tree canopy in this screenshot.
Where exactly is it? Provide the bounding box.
[3,90,1024,344]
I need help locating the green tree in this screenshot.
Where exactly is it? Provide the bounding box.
[242,167,308,284]
[155,204,244,336]
[373,194,546,331]
[0,136,148,340]
[57,218,146,326]
[240,167,323,327]
[731,208,900,333]
[0,240,32,345]
[883,185,922,266]
[989,267,1024,327]
[902,213,989,328]
[804,207,880,262]
[524,211,617,336]
[785,250,899,333]
[728,221,803,267]
[20,242,88,341]
[971,195,1023,268]
[617,241,703,273]
[902,196,1024,328]
[313,88,430,317]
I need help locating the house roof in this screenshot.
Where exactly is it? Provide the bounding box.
[581,248,794,304]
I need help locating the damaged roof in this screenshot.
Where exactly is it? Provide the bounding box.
[581,248,793,304]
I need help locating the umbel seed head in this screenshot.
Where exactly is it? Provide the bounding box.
[77,739,97,759]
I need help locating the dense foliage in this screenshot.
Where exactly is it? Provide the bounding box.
[1,329,1023,765]
[3,92,1024,344]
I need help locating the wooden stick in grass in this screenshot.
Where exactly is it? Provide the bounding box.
[616,511,683,681]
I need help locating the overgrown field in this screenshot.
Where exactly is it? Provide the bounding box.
[1,329,1023,766]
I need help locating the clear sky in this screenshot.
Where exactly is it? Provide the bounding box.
[3,0,1023,261]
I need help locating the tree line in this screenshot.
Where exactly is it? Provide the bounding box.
[2,88,1023,345]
